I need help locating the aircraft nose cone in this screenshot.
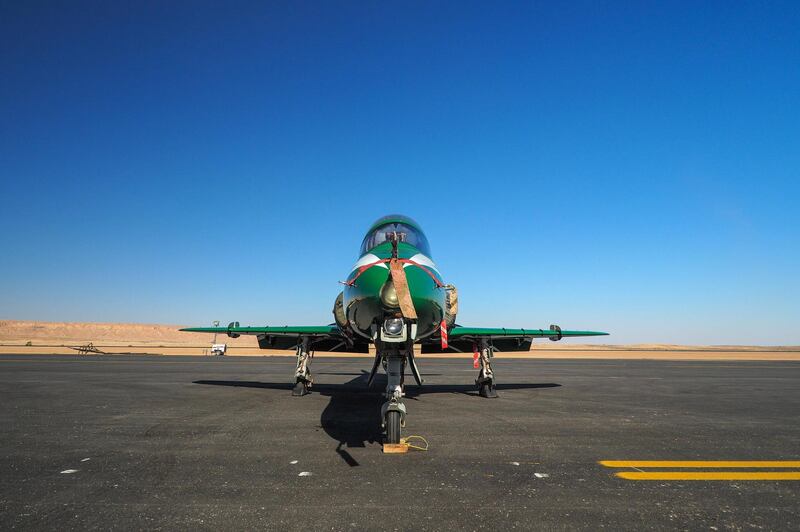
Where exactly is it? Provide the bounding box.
[380,278,399,308]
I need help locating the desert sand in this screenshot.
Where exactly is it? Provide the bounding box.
[1,320,798,360]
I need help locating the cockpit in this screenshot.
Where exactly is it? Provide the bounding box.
[360,215,431,257]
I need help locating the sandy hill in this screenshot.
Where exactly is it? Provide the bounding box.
[0,320,255,347]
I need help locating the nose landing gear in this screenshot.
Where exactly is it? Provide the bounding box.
[380,352,407,444]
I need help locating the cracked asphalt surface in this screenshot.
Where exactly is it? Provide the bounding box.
[1,354,798,530]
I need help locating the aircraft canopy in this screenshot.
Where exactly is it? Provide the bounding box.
[360,214,431,256]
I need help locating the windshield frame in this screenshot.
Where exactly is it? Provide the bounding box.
[359,222,431,257]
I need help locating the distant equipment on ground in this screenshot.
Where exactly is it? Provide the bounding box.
[210,344,227,356]
[71,342,105,355]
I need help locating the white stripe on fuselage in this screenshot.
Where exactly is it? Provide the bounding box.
[350,252,439,274]
[351,253,388,272]
[404,253,439,274]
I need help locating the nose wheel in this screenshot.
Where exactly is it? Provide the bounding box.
[385,410,402,444]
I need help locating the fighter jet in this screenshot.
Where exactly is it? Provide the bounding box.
[182,215,607,443]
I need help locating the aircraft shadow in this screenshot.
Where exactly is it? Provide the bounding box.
[316,372,442,377]
[194,375,561,467]
[404,382,561,398]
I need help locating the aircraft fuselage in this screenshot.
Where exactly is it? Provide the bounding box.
[343,240,446,342]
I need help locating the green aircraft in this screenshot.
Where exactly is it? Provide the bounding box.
[182,215,607,444]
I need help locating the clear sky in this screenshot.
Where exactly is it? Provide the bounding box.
[1,1,798,344]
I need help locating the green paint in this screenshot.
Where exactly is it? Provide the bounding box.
[180,326,338,335]
[449,328,609,337]
[344,240,445,339]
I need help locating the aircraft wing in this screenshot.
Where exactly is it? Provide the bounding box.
[180,324,369,353]
[422,325,609,353]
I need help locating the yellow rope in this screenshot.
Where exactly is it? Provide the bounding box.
[400,435,429,451]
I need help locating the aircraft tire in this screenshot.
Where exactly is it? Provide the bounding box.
[292,380,309,396]
[479,382,499,399]
[385,411,401,444]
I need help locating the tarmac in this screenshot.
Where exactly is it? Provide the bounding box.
[1,354,798,530]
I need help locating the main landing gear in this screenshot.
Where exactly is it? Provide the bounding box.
[475,339,499,398]
[289,334,498,446]
[292,337,313,396]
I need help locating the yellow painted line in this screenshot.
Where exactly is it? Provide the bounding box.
[616,471,800,481]
[600,460,800,468]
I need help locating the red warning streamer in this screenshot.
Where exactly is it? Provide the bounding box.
[440,320,448,350]
[472,343,480,369]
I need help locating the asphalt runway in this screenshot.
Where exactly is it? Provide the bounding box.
[1,355,799,530]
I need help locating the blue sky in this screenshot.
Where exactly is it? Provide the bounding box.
[1,1,798,344]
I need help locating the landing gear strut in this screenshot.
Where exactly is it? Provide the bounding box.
[475,339,498,398]
[380,351,407,444]
[292,337,313,396]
